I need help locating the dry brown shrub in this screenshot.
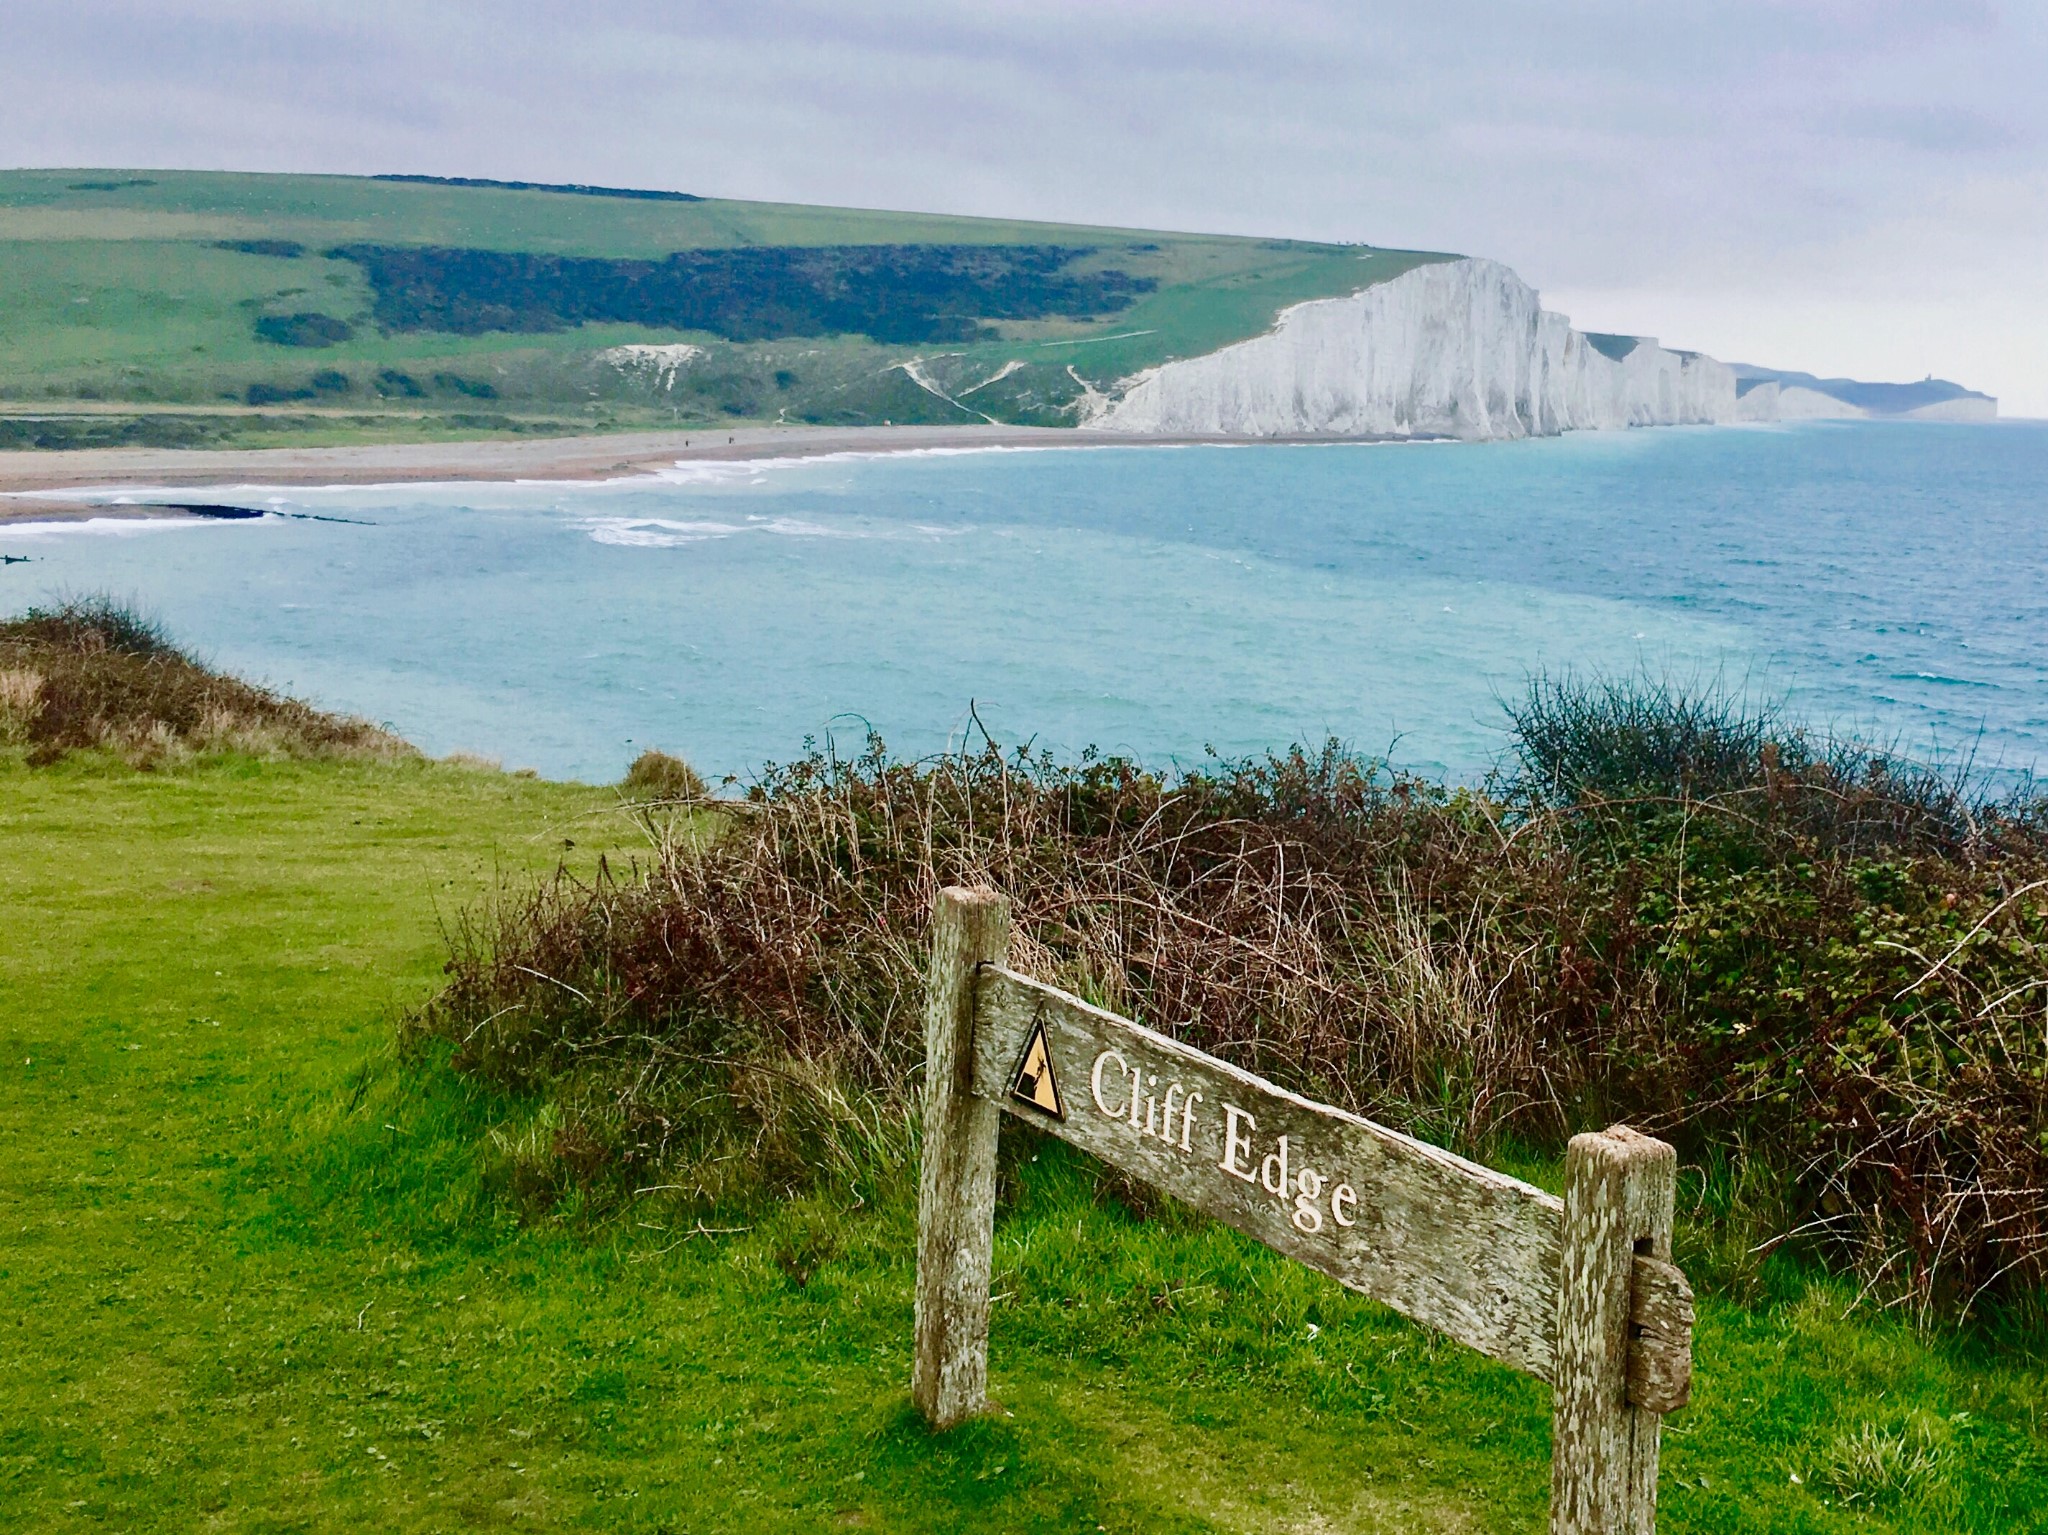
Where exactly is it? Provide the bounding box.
[416,740,1588,1230]
[0,597,412,766]
[417,728,2048,1321]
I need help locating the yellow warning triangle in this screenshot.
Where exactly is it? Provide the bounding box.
[1009,1018,1064,1119]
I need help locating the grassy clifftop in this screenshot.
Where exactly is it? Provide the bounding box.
[2,606,2044,1528]
[0,169,1449,447]
[1,706,2043,1528]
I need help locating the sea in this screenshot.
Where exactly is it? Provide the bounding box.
[4,420,2044,787]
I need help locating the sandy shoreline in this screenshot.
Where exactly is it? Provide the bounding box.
[0,423,1302,522]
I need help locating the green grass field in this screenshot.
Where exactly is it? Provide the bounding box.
[0,170,1445,443]
[2,750,2044,1531]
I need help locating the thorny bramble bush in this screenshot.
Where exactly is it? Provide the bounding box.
[413,680,2048,1323]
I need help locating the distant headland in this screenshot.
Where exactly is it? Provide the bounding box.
[0,167,1994,473]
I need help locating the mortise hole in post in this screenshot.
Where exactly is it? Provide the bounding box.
[1630,1238,1652,1337]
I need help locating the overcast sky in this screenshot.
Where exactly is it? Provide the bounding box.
[7,1,2044,415]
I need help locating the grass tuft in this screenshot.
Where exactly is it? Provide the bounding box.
[620,746,708,802]
[1814,1416,1954,1510]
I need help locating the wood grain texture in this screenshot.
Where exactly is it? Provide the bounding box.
[1626,1256,1694,1415]
[1550,1127,1676,1535]
[971,966,1566,1380]
[911,887,1011,1428]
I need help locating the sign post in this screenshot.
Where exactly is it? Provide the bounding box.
[912,886,1694,1531]
[910,885,1010,1427]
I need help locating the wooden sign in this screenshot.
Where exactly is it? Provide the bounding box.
[913,887,1694,1534]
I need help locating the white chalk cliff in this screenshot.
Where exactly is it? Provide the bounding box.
[1732,380,1997,423]
[1081,257,1990,440]
[1732,382,1856,422]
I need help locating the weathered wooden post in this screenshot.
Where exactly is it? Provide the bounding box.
[1551,1125,1680,1535]
[911,885,1011,1427]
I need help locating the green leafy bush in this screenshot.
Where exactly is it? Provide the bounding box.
[254,312,355,347]
[214,238,305,258]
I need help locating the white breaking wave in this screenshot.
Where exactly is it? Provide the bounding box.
[582,520,738,547]
[0,509,247,539]
[1,486,280,540]
[576,513,962,548]
[581,515,846,547]
[645,442,1095,488]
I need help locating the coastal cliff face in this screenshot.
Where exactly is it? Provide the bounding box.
[1085,259,1738,439]
[1082,257,1990,440]
[1898,395,2001,422]
[1734,382,1861,421]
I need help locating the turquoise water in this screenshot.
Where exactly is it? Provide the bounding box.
[3,420,2044,784]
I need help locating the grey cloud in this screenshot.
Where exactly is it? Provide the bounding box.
[1829,104,2021,154]
[1,0,2043,404]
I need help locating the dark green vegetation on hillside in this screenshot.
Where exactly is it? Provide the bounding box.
[0,168,1445,443]
[2,624,2044,1528]
[373,173,705,203]
[0,408,585,451]
[332,241,1154,344]
[253,310,355,347]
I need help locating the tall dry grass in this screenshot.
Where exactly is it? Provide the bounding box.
[0,666,44,745]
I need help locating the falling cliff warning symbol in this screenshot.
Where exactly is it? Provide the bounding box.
[1008,1018,1064,1119]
